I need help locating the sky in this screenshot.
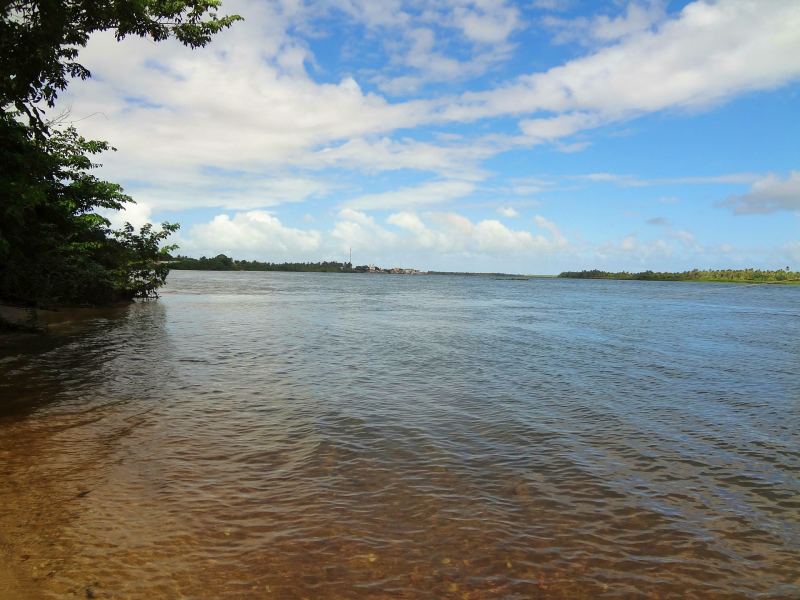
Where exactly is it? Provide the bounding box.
[57,0,800,273]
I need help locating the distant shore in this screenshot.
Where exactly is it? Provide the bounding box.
[557,269,800,285]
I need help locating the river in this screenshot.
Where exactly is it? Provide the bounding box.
[1,271,798,598]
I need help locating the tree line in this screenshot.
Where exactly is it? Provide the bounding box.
[558,269,800,283]
[169,254,356,273]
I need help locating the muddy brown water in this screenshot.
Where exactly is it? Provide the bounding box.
[1,271,798,598]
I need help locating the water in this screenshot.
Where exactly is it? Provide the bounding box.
[1,271,798,599]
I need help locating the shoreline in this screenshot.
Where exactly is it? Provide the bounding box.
[557,277,800,285]
[0,303,132,334]
[168,269,799,284]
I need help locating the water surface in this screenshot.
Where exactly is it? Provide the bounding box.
[1,271,798,598]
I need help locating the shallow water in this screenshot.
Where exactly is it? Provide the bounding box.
[1,271,798,599]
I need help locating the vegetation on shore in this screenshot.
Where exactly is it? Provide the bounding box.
[169,254,426,274]
[558,269,800,284]
[0,1,240,308]
[169,254,357,273]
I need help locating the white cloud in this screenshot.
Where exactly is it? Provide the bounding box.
[420,212,568,254]
[314,0,519,95]
[545,1,667,46]
[178,208,572,265]
[46,0,800,270]
[533,215,568,247]
[126,174,332,211]
[519,112,601,142]
[330,208,400,257]
[532,0,575,11]
[590,1,666,42]
[720,171,800,214]
[497,206,519,217]
[343,180,476,210]
[181,211,322,259]
[449,0,520,44]
[574,172,759,188]
[309,136,495,179]
[440,1,800,133]
[172,208,782,273]
[99,201,154,230]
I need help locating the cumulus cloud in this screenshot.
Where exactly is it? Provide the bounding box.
[330,209,400,256]
[181,211,322,259]
[387,211,570,255]
[720,171,800,214]
[171,208,771,273]
[41,0,800,273]
[99,201,154,230]
[177,209,572,265]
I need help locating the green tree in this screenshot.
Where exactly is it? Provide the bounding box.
[0,113,180,304]
[112,221,180,299]
[0,1,241,307]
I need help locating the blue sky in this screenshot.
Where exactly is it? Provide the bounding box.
[60,0,800,273]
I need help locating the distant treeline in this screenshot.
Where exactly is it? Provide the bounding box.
[558,269,800,283]
[168,254,354,272]
[427,271,521,277]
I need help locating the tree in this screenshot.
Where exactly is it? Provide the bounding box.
[113,221,180,299]
[0,1,241,307]
[0,113,180,304]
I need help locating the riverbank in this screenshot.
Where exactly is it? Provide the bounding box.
[558,269,800,285]
[562,277,800,285]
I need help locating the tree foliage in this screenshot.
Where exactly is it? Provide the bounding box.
[0,1,240,307]
[558,269,800,284]
[170,255,356,273]
[113,221,180,299]
[0,112,180,304]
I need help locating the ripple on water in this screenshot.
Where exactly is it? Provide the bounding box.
[0,272,798,598]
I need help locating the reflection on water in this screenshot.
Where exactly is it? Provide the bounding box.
[1,271,798,598]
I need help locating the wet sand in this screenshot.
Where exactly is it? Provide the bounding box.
[0,562,28,599]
